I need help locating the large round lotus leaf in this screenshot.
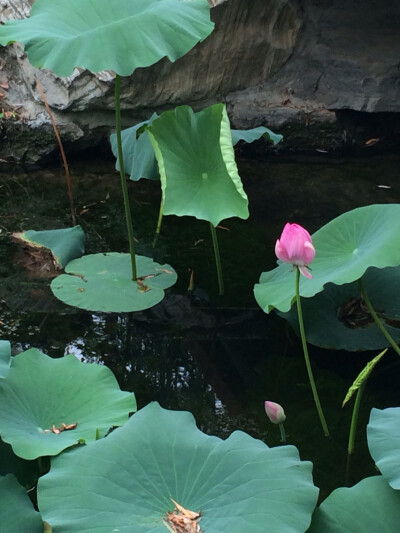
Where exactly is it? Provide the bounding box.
[147,104,249,227]
[38,402,318,533]
[0,0,214,77]
[111,113,160,181]
[279,267,400,351]
[367,407,400,489]
[0,340,11,378]
[307,476,400,533]
[51,253,177,312]
[255,204,400,313]
[0,348,136,460]
[0,474,43,533]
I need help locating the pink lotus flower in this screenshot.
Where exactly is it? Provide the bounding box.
[275,223,315,279]
[264,401,286,424]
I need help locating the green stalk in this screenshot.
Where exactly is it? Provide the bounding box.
[210,223,224,295]
[359,278,400,357]
[345,380,365,484]
[279,422,286,443]
[152,198,164,248]
[295,267,330,436]
[115,74,137,281]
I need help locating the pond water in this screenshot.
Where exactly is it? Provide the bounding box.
[1,152,400,501]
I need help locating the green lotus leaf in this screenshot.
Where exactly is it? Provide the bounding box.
[307,476,400,532]
[0,340,11,378]
[110,113,160,181]
[147,104,249,227]
[231,126,283,146]
[113,121,281,182]
[38,402,318,533]
[12,226,85,269]
[367,407,400,490]
[0,438,40,489]
[279,267,400,351]
[0,0,214,77]
[0,348,136,460]
[51,253,177,312]
[255,204,400,313]
[0,474,43,533]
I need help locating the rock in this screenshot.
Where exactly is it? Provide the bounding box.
[0,0,399,165]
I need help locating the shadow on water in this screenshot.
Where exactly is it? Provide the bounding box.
[1,152,400,500]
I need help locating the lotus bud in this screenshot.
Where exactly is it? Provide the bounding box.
[275,222,315,279]
[264,401,286,424]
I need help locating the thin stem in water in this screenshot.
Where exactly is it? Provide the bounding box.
[345,380,366,485]
[295,267,330,436]
[152,198,164,248]
[279,422,286,443]
[115,74,137,281]
[36,77,76,226]
[359,278,400,357]
[210,223,224,296]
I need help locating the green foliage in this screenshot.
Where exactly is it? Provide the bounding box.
[307,476,400,532]
[51,253,177,312]
[15,226,85,268]
[0,0,214,76]
[255,204,400,314]
[0,474,43,532]
[279,266,400,351]
[38,402,318,532]
[342,349,387,407]
[0,340,11,379]
[110,113,160,181]
[0,348,136,459]
[147,104,249,227]
[231,126,283,146]
[368,407,400,490]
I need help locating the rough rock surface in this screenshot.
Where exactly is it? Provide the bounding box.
[0,0,399,165]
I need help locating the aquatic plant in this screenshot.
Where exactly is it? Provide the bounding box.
[146,104,250,295]
[0,0,215,311]
[255,204,400,352]
[265,400,287,442]
[273,222,329,436]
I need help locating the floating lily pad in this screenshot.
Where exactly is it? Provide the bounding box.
[0,474,43,533]
[12,226,85,270]
[255,204,400,314]
[110,113,160,181]
[51,253,177,312]
[308,476,400,533]
[38,402,318,533]
[279,267,400,351]
[231,126,283,146]
[0,348,136,460]
[0,0,214,77]
[0,340,11,378]
[147,104,249,227]
[367,407,400,490]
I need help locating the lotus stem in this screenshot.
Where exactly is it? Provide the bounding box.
[295,267,330,436]
[152,198,164,248]
[279,422,286,443]
[210,223,224,295]
[115,74,137,281]
[35,77,76,226]
[359,278,400,357]
[345,380,365,485]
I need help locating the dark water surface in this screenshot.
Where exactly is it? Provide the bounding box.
[1,153,400,500]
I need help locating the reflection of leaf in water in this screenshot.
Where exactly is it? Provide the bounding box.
[163,498,203,533]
